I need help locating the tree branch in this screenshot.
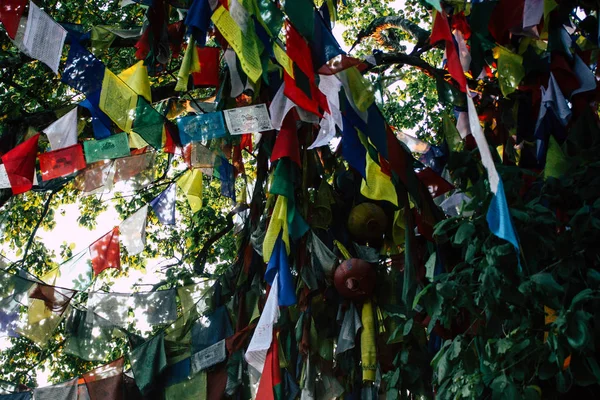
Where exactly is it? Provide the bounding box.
[350,15,431,53]
[372,51,446,80]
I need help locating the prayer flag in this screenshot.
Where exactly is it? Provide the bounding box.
[62,41,106,96]
[175,37,201,92]
[255,334,282,400]
[271,110,301,167]
[83,132,130,164]
[263,196,290,263]
[38,143,86,181]
[118,60,152,102]
[360,153,398,206]
[0,0,26,39]
[223,104,274,135]
[150,183,176,225]
[177,169,203,213]
[130,333,168,395]
[33,378,78,400]
[466,88,520,265]
[341,117,366,178]
[132,97,164,150]
[265,236,296,306]
[99,70,138,132]
[311,9,344,68]
[361,299,377,381]
[177,112,227,144]
[336,303,362,355]
[211,5,262,83]
[245,274,280,373]
[75,160,113,194]
[185,0,212,46]
[416,167,455,198]
[89,227,121,276]
[284,0,314,40]
[430,11,467,92]
[191,306,233,353]
[113,151,154,184]
[119,205,148,255]
[82,358,125,400]
[1,133,39,195]
[193,47,220,87]
[23,2,67,73]
[43,107,78,150]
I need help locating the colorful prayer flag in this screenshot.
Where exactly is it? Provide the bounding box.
[38,144,86,181]
[1,133,40,194]
[43,107,78,150]
[89,227,121,276]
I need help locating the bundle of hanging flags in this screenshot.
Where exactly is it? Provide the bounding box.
[0,0,596,398]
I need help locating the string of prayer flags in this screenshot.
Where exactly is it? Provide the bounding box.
[245,274,280,374]
[177,112,226,144]
[117,60,152,102]
[23,2,67,73]
[177,169,203,213]
[90,227,121,276]
[211,5,262,83]
[1,133,40,195]
[430,11,467,93]
[223,104,273,135]
[466,88,520,267]
[99,70,138,133]
[38,144,86,181]
[150,183,177,225]
[119,205,148,255]
[43,107,78,150]
[83,132,130,164]
[0,0,27,39]
[265,236,296,307]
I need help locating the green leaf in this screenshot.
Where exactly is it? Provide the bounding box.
[566,310,591,350]
[403,318,413,336]
[530,273,564,295]
[491,375,518,400]
[425,252,436,281]
[454,222,475,245]
[569,288,596,310]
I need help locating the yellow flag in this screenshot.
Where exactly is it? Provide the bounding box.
[544,135,569,179]
[345,66,375,112]
[175,37,201,92]
[99,70,138,132]
[129,130,149,149]
[177,169,203,213]
[361,299,377,382]
[360,153,398,206]
[212,5,262,83]
[263,195,290,262]
[118,60,152,102]
[28,269,60,324]
[273,43,294,78]
[493,46,525,97]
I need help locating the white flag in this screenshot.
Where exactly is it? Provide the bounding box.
[23,2,67,73]
[245,273,280,373]
[43,108,78,150]
[119,205,148,255]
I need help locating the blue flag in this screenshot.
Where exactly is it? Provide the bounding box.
[150,184,176,225]
[341,116,366,178]
[265,236,297,307]
[487,179,521,269]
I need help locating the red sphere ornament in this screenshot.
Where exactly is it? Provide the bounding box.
[334,258,376,300]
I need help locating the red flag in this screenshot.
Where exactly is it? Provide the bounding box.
[430,11,467,92]
[416,167,455,198]
[255,333,282,400]
[90,227,121,276]
[284,22,329,116]
[1,133,40,195]
[271,110,301,167]
[193,47,220,87]
[38,144,86,181]
[0,0,27,39]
